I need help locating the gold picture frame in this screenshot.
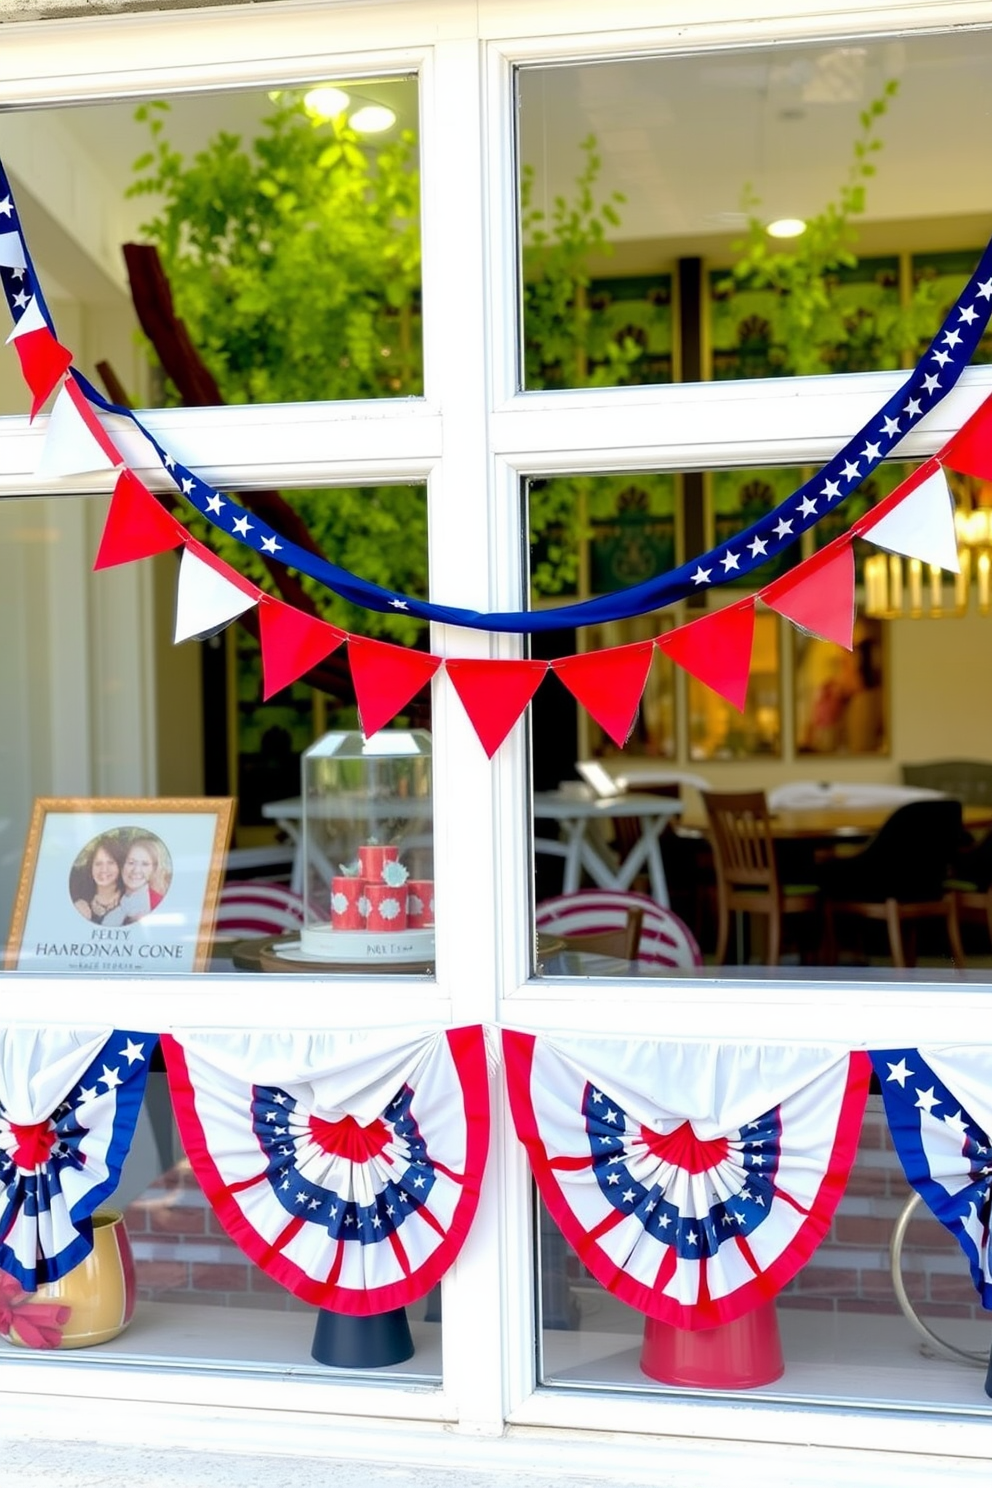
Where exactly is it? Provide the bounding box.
[4,798,235,974]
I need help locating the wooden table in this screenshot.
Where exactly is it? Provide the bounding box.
[678,802,992,842]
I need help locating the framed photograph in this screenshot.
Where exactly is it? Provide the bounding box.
[795,619,888,757]
[4,798,235,974]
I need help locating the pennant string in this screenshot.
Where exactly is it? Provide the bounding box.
[2,152,990,635]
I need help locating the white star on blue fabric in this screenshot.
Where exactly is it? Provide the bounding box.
[205,493,224,515]
[118,1039,145,1065]
[773,518,793,540]
[181,477,195,495]
[232,515,253,537]
[720,551,740,572]
[978,279,992,301]
[923,373,941,395]
[880,416,901,437]
[388,598,409,609]
[841,461,861,483]
[821,480,841,500]
[860,441,881,462]
[748,536,767,558]
[914,1086,941,1115]
[261,535,282,554]
[932,350,952,367]
[691,565,711,586]
[0,196,12,216]
[98,1064,122,1091]
[886,1058,914,1087]
[943,329,963,348]
[798,496,817,518]
[904,398,922,419]
[959,304,979,325]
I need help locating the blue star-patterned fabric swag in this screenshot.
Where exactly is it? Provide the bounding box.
[2,154,992,633]
[0,1027,154,1289]
[872,1046,992,1309]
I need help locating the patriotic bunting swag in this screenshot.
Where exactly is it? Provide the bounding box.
[873,1045,992,1310]
[162,1026,490,1314]
[4,154,992,751]
[504,1032,870,1329]
[0,1026,153,1290]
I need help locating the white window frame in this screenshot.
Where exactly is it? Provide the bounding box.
[1,1,992,1478]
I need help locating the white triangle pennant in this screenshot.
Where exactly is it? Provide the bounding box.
[34,384,119,479]
[175,546,257,643]
[0,230,26,270]
[861,465,961,574]
[5,296,46,343]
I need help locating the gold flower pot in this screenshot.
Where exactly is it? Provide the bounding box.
[1,1210,136,1350]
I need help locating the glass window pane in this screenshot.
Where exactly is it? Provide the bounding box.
[535,1095,988,1409]
[518,33,992,390]
[2,78,421,415]
[529,462,992,980]
[0,484,434,977]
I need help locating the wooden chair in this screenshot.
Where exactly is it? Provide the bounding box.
[701,790,819,966]
[819,800,967,968]
[945,824,992,952]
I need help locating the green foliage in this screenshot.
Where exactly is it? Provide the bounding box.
[129,95,421,404]
[130,93,425,644]
[131,109,635,610]
[726,80,941,375]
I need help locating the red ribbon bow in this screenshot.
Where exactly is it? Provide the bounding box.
[0,1270,70,1349]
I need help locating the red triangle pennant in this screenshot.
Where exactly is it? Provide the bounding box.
[94,469,185,570]
[759,541,856,648]
[258,598,346,699]
[939,390,992,481]
[657,601,755,711]
[347,635,442,739]
[445,658,548,758]
[13,326,72,419]
[552,641,655,749]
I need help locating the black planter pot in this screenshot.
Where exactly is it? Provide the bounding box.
[311,1307,414,1369]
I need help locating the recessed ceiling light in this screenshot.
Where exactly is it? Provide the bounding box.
[349,104,396,134]
[303,86,351,120]
[766,218,807,239]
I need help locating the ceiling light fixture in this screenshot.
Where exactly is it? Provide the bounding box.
[766,218,807,239]
[303,86,351,120]
[348,104,397,134]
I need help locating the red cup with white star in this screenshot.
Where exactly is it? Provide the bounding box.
[357,844,398,881]
[330,877,365,930]
[364,882,408,932]
[406,879,435,928]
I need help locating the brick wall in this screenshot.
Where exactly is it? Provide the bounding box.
[125,1154,310,1312]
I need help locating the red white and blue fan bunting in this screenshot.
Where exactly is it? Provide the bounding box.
[504,1032,869,1329]
[872,1046,992,1309]
[0,1027,153,1290]
[162,1026,489,1314]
